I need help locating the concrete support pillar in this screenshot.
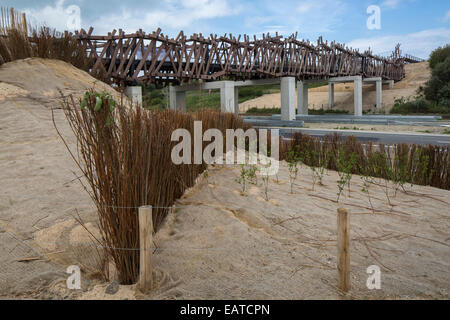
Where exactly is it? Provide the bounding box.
[376,80,382,109]
[384,80,394,89]
[124,86,143,106]
[234,87,239,116]
[220,81,236,113]
[353,76,363,116]
[281,77,296,121]
[297,80,309,115]
[169,86,186,112]
[328,83,334,109]
[169,86,176,110]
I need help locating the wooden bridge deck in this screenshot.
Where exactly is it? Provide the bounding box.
[74,27,420,86]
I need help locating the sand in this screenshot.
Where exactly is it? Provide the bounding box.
[146,164,450,300]
[0,58,121,298]
[239,62,431,114]
[1,58,449,300]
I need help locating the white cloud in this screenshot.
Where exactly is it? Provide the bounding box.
[444,10,450,22]
[381,0,401,9]
[296,1,321,14]
[23,0,81,31]
[247,0,347,36]
[22,0,239,35]
[92,0,239,34]
[347,28,450,59]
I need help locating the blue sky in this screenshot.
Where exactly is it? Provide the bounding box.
[4,0,450,58]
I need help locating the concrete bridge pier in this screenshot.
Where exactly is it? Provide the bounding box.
[169,78,284,116]
[354,76,363,116]
[124,86,143,106]
[376,80,382,109]
[329,76,363,116]
[220,81,238,114]
[297,80,309,115]
[170,81,238,114]
[384,80,395,89]
[328,83,334,109]
[363,77,386,110]
[281,77,296,121]
[169,86,186,112]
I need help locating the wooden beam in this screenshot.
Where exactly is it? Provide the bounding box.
[138,206,153,293]
[337,207,350,292]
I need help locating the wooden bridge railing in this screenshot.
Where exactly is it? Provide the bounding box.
[74,27,406,86]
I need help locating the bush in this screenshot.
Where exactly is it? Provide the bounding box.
[238,86,264,100]
[397,45,450,115]
[423,55,450,104]
[143,84,166,110]
[390,96,450,114]
[428,45,450,69]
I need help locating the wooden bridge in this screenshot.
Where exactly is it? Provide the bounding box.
[74,27,418,87]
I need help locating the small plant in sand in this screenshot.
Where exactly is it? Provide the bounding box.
[359,162,376,213]
[203,168,209,183]
[236,164,248,193]
[372,152,394,206]
[391,153,409,196]
[261,161,272,201]
[236,164,258,193]
[336,149,358,202]
[306,149,328,190]
[247,164,259,185]
[287,149,300,194]
[315,149,328,186]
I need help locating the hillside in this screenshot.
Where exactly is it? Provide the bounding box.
[239,62,431,113]
[0,58,122,298]
[0,58,122,105]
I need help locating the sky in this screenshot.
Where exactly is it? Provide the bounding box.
[3,0,450,58]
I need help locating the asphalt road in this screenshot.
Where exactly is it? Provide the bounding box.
[276,128,450,146]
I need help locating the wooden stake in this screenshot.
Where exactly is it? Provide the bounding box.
[337,207,350,292]
[138,206,153,292]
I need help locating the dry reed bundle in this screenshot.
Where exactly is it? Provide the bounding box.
[283,132,450,190]
[0,7,27,36]
[55,93,248,284]
[0,8,96,78]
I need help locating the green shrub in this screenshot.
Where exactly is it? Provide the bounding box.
[429,45,450,69]
[143,84,167,110]
[238,87,264,101]
[390,96,450,114]
[422,55,450,105]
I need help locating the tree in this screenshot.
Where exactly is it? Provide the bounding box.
[423,55,450,107]
[428,45,450,69]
